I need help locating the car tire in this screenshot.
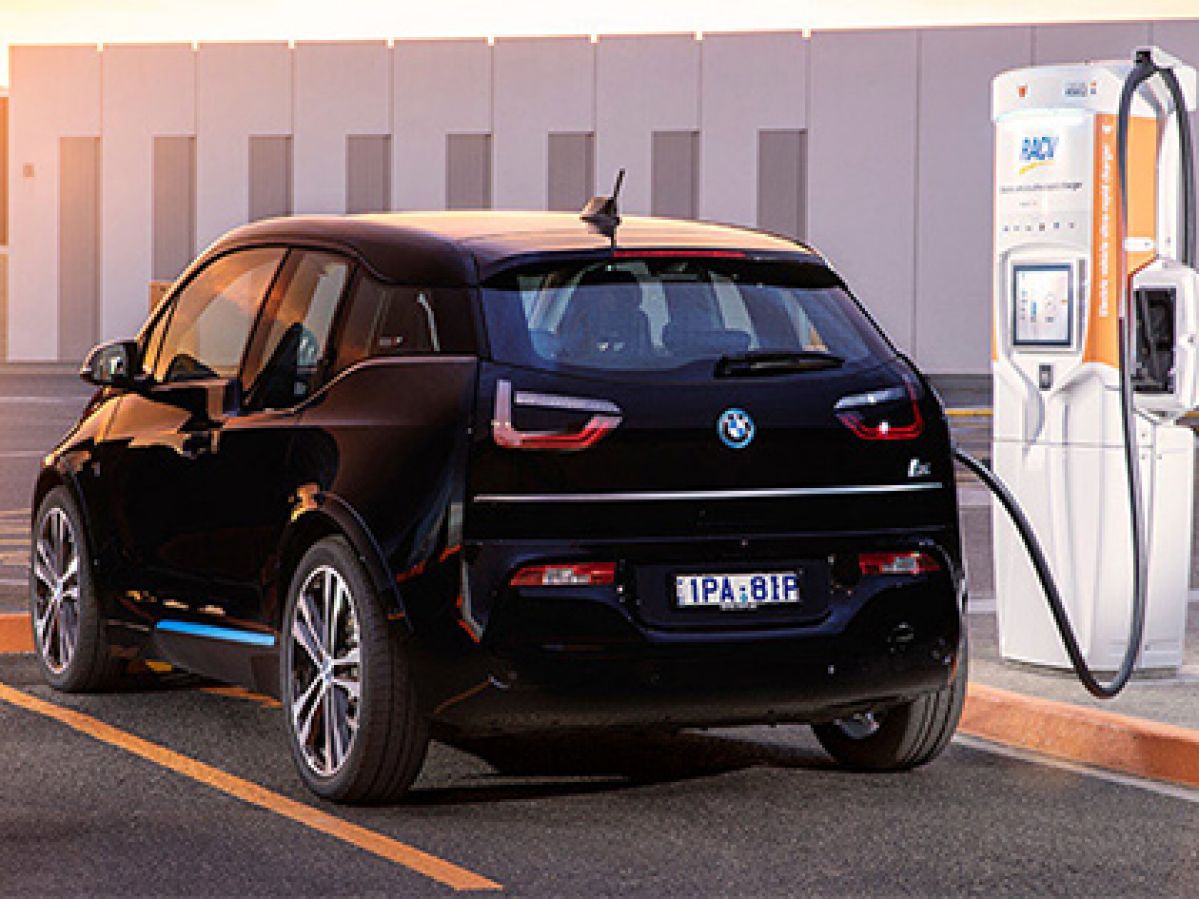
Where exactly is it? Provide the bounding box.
[281,535,428,804]
[30,486,122,692]
[812,636,967,772]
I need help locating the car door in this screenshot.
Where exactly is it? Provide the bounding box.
[100,246,286,617]
[199,248,356,626]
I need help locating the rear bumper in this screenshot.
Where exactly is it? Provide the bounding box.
[426,535,964,736]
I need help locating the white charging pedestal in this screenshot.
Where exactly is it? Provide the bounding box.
[991,50,1199,672]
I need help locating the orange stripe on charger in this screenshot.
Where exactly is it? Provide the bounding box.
[0,681,501,891]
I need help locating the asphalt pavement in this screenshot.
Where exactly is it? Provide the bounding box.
[5,646,1199,896]
[5,369,1199,896]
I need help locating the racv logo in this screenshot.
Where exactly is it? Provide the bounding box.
[1018,135,1059,175]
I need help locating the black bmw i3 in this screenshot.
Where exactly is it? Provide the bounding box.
[31,206,965,803]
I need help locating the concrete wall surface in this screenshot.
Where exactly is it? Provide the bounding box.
[6,21,1199,371]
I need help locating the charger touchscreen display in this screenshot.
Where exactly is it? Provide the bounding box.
[1013,264,1073,347]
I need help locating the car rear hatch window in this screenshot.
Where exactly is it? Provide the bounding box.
[481,255,894,380]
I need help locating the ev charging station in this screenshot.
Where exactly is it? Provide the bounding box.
[988,49,1199,676]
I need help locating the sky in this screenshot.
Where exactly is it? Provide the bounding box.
[0,0,1195,86]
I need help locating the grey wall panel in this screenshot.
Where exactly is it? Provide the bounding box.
[651,130,698,219]
[152,136,195,281]
[58,136,100,361]
[346,134,391,213]
[547,132,595,212]
[446,133,492,209]
[915,26,1032,375]
[1153,19,1199,254]
[248,135,293,221]
[757,129,807,240]
[808,30,919,351]
[1032,22,1152,64]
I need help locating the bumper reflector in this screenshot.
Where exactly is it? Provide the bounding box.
[510,562,617,587]
[858,551,942,576]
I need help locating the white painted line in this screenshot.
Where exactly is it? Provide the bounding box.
[0,396,88,405]
[955,733,1199,805]
[0,451,46,460]
[0,578,25,587]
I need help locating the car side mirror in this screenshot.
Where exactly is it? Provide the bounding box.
[80,339,143,389]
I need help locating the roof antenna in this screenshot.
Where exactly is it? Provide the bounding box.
[580,168,625,246]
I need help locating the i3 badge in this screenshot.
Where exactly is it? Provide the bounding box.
[717,408,755,449]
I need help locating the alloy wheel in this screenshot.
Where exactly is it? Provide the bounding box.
[288,565,362,777]
[32,508,81,675]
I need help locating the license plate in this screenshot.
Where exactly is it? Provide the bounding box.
[675,571,801,611]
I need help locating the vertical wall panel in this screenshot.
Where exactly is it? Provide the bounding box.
[196,43,291,250]
[493,37,594,209]
[393,39,492,211]
[1032,22,1153,64]
[294,42,392,214]
[1153,19,1199,246]
[8,46,101,360]
[101,44,195,343]
[249,136,292,221]
[346,135,392,213]
[651,131,699,219]
[152,136,196,282]
[915,26,1032,374]
[809,30,918,351]
[58,137,99,361]
[445,134,492,209]
[699,32,807,229]
[757,130,807,240]
[0,96,8,246]
[595,35,700,215]
[547,132,594,212]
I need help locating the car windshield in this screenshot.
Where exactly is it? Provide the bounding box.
[481,256,893,376]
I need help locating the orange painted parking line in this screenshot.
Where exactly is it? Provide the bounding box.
[0,613,32,653]
[961,682,1199,791]
[945,408,993,418]
[0,681,502,892]
[200,684,282,709]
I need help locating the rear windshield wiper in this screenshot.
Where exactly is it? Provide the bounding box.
[715,349,845,377]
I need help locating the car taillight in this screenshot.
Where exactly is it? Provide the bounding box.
[858,551,942,576]
[834,375,924,441]
[492,380,623,451]
[510,562,617,587]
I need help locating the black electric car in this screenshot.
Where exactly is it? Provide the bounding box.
[31,207,965,803]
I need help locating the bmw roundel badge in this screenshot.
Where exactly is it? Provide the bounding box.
[717,408,755,449]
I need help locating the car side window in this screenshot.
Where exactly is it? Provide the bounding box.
[152,248,286,384]
[242,250,353,411]
[335,276,440,372]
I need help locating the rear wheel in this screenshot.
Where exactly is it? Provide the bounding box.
[30,487,121,692]
[813,637,967,771]
[281,536,428,803]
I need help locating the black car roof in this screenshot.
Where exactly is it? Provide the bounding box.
[209,212,826,285]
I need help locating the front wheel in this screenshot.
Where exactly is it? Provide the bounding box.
[813,637,967,771]
[281,536,428,804]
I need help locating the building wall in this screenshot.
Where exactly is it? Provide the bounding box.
[6,22,1199,370]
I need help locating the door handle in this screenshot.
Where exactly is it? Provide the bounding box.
[180,430,214,459]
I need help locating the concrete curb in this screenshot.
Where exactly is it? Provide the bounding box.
[960,683,1199,790]
[0,612,32,654]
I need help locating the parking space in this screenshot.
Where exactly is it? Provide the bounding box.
[6,373,1199,895]
[4,646,1199,895]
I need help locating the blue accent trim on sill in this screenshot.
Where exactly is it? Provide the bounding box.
[155,620,276,648]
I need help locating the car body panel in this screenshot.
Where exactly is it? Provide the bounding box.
[34,211,964,732]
